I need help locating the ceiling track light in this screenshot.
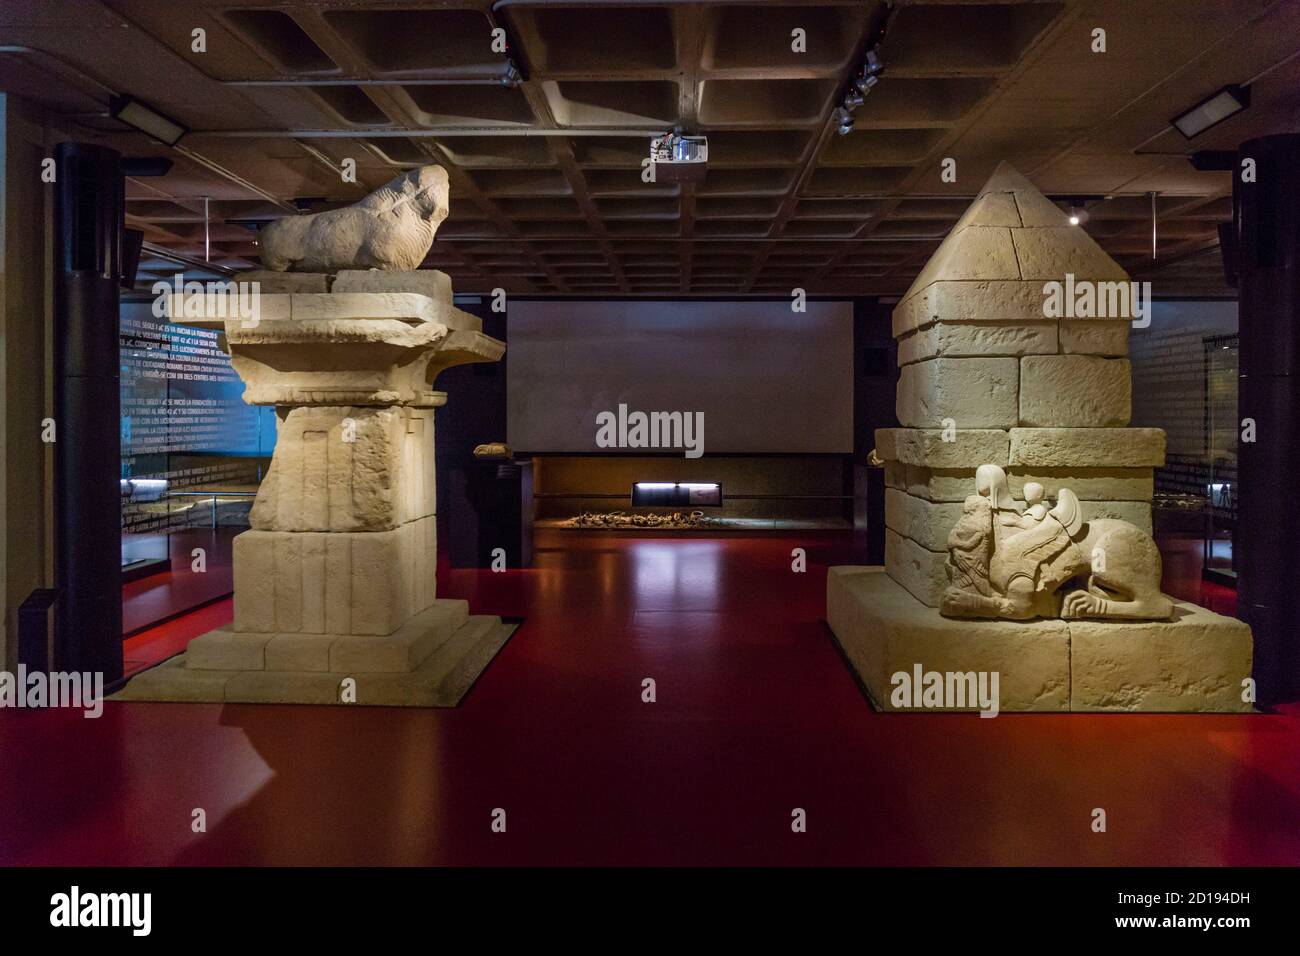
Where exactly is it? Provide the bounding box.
[109,94,188,147]
[1170,84,1250,139]
[500,59,521,88]
[853,72,880,95]
[833,43,884,135]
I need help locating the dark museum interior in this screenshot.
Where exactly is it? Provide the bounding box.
[1,0,1299,888]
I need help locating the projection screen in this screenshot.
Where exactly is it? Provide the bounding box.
[506,300,854,454]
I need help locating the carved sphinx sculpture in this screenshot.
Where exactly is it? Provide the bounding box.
[940,464,1173,622]
[258,165,449,272]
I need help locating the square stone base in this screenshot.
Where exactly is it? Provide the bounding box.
[827,566,1253,713]
[113,603,518,707]
[234,517,437,636]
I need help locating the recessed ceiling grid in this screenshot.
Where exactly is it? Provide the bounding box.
[779,0,1077,295]
[4,0,1292,296]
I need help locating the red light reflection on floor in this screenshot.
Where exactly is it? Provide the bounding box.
[3,529,1297,866]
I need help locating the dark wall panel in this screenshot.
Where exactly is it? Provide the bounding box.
[507,299,854,454]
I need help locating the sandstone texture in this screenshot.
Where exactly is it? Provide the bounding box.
[875,427,1010,468]
[885,488,964,553]
[884,529,947,607]
[251,406,436,533]
[828,567,1071,711]
[846,163,1250,713]
[898,320,1057,365]
[1006,467,1153,502]
[235,270,329,294]
[1069,606,1253,712]
[1059,319,1129,355]
[1019,355,1132,427]
[827,569,1251,713]
[259,166,449,273]
[232,517,438,636]
[1008,427,1165,467]
[119,197,514,707]
[897,357,1019,428]
[892,279,1051,337]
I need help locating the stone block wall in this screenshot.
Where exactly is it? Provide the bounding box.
[251,405,436,533]
[878,164,1166,606]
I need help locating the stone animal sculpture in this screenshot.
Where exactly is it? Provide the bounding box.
[258,165,449,272]
[472,442,512,459]
[940,463,1172,621]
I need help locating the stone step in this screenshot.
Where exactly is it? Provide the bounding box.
[334,615,506,706]
[185,598,469,673]
[328,600,469,673]
[112,655,237,703]
[414,615,504,697]
[187,630,270,671]
[112,617,516,708]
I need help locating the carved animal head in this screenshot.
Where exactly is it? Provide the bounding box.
[407,166,450,220]
[948,494,994,553]
[946,495,994,592]
[974,463,1016,510]
[360,165,450,226]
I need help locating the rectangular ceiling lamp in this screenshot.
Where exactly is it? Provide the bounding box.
[1170,85,1250,139]
[110,95,188,147]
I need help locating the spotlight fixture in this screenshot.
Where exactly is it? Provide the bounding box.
[1049,194,1103,226]
[109,95,187,147]
[853,72,879,96]
[1170,84,1250,139]
[500,59,521,88]
[833,43,884,134]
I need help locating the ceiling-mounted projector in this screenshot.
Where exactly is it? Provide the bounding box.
[650,132,707,182]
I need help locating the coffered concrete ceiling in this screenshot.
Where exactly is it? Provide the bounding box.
[3,0,1297,297]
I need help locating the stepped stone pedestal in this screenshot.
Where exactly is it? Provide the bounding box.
[828,163,1253,713]
[116,271,514,706]
[828,568,1252,713]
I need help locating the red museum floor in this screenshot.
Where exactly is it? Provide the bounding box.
[122,527,238,638]
[3,528,1298,866]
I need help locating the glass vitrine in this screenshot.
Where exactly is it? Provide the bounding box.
[1202,333,1238,584]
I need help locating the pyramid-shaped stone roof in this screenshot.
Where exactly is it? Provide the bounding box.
[895,162,1130,327]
